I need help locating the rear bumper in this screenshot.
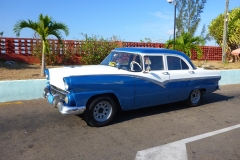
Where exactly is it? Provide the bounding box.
[43,87,86,115]
[204,85,220,94]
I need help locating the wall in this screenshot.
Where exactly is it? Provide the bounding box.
[123,42,223,60]
[1,37,223,65]
[0,79,47,102]
[0,70,239,102]
[219,70,240,85]
[0,37,84,64]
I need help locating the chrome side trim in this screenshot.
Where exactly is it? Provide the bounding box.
[134,75,167,88]
[169,76,221,83]
[57,102,86,115]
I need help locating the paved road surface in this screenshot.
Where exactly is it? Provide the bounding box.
[1,85,240,160]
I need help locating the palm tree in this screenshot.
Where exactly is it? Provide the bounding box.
[165,32,205,59]
[13,14,69,76]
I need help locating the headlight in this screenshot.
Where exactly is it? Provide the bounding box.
[64,81,69,90]
[63,77,71,91]
[65,96,69,104]
[64,94,75,106]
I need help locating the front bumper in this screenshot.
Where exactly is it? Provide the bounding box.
[43,87,86,115]
[57,102,86,115]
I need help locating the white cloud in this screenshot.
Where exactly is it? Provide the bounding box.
[167,28,178,35]
[167,29,173,35]
[149,12,173,19]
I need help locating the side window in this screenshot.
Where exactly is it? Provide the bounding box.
[167,56,181,70]
[181,59,189,70]
[167,56,189,70]
[145,56,164,70]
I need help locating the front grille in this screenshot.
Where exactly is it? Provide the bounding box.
[50,85,69,100]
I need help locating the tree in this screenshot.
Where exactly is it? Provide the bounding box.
[13,14,69,76]
[140,38,152,43]
[0,31,3,36]
[208,7,240,52]
[165,31,205,59]
[200,24,211,43]
[175,0,207,37]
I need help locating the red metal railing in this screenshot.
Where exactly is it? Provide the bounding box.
[0,37,223,64]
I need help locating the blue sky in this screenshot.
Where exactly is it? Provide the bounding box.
[1,0,239,46]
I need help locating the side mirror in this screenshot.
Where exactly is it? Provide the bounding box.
[144,66,151,73]
[116,63,121,69]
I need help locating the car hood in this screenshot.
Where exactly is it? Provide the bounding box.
[47,65,128,90]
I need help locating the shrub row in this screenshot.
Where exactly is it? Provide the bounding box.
[32,34,119,65]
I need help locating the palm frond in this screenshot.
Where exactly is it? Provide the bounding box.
[13,20,38,37]
[48,22,69,36]
[165,31,203,59]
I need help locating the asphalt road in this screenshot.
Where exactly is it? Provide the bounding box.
[1,85,240,160]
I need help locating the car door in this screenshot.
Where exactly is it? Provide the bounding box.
[165,55,196,102]
[134,55,170,108]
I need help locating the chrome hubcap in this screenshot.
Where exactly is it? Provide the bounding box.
[191,90,201,104]
[93,101,112,122]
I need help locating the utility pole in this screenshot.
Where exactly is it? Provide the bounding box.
[173,1,176,50]
[222,0,229,63]
[167,0,177,50]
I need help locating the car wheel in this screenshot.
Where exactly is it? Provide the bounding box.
[186,89,202,107]
[84,95,117,127]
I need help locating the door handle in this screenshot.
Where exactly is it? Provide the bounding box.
[162,72,169,75]
[189,71,195,74]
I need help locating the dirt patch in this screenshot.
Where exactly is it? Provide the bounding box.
[1,61,240,80]
[0,62,59,80]
[193,60,240,70]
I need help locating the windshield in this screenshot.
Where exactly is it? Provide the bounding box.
[100,51,143,72]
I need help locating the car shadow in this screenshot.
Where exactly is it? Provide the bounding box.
[111,93,234,125]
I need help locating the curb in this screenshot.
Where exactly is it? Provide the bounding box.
[0,70,240,102]
[219,70,240,85]
[0,79,47,102]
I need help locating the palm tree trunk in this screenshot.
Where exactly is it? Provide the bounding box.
[41,42,46,76]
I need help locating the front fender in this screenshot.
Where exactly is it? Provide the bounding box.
[72,90,121,108]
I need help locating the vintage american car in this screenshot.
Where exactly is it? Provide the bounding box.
[43,47,221,127]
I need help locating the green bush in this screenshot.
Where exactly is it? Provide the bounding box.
[31,34,120,65]
[79,34,118,65]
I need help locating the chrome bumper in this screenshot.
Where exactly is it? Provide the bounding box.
[43,87,86,115]
[57,102,86,115]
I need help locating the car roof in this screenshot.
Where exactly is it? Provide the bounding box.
[113,47,188,58]
[112,47,196,69]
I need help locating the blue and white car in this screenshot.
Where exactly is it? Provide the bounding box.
[43,47,221,127]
